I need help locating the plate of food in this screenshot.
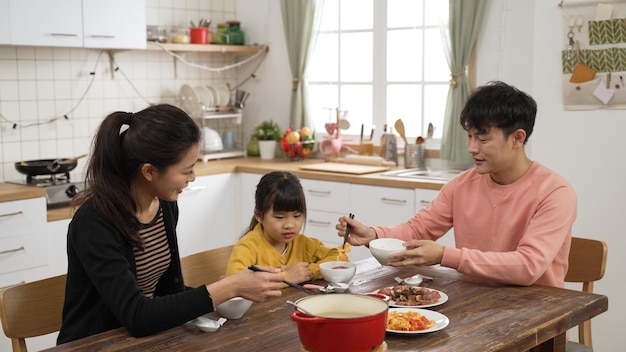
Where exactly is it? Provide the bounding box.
[376,285,448,308]
[386,308,449,334]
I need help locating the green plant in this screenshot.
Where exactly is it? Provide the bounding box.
[253,120,283,141]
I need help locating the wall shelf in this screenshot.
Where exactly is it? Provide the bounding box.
[145,42,267,54]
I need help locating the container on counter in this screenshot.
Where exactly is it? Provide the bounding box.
[146,25,167,43]
[227,20,244,45]
[190,27,213,44]
[170,27,190,44]
[215,23,230,44]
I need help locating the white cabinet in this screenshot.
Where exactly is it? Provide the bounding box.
[236,172,261,232]
[46,218,71,277]
[301,179,370,261]
[0,197,47,287]
[176,173,237,257]
[8,0,146,49]
[415,188,455,247]
[351,184,415,226]
[0,0,10,44]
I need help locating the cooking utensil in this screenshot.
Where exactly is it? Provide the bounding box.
[427,123,434,139]
[286,300,316,315]
[248,265,311,294]
[394,119,409,144]
[15,154,86,176]
[290,294,388,352]
[342,213,354,249]
[47,154,88,173]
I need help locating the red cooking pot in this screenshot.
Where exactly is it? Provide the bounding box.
[290,294,388,352]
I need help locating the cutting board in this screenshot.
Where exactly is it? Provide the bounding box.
[298,163,389,175]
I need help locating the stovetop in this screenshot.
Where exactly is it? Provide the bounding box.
[7,172,83,206]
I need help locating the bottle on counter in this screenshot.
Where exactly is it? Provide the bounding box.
[227,20,244,45]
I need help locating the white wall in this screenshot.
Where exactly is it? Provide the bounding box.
[237,0,622,350]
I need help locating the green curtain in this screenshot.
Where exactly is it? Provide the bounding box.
[440,0,488,164]
[280,0,324,130]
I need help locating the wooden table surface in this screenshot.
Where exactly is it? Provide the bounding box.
[43,259,608,352]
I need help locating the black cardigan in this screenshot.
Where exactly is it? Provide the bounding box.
[57,199,213,344]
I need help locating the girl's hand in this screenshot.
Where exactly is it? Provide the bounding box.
[280,262,313,284]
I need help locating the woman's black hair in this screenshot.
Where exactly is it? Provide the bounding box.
[247,171,307,231]
[73,104,201,248]
[460,81,537,144]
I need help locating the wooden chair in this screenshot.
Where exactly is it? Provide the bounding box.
[181,245,234,287]
[0,274,67,352]
[565,237,607,352]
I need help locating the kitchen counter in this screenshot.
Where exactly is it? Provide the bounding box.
[3,157,447,222]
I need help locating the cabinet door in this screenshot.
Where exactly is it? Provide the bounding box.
[0,0,10,44]
[236,173,262,233]
[46,219,71,277]
[82,0,146,49]
[351,184,415,226]
[177,173,236,257]
[300,178,350,213]
[10,0,83,47]
[415,188,455,247]
[306,209,371,262]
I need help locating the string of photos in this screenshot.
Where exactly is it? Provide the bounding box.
[560,0,626,110]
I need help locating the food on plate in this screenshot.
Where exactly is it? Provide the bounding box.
[387,310,436,331]
[377,285,441,306]
[336,243,350,261]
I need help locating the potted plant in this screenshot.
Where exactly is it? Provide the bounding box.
[249,120,283,159]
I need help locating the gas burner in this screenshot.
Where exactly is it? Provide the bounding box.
[27,172,71,187]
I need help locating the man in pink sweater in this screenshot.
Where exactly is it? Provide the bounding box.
[337,81,577,288]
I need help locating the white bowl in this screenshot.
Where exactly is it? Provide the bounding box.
[193,316,227,332]
[369,238,405,266]
[216,297,253,319]
[319,261,356,284]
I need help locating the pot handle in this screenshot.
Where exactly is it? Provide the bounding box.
[290,310,325,323]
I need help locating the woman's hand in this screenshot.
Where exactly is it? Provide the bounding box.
[207,268,284,307]
[387,240,444,267]
[280,262,313,284]
[335,215,377,246]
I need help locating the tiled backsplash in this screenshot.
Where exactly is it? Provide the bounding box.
[0,0,238,183]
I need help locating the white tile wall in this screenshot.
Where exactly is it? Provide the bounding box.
[0,1,240,182]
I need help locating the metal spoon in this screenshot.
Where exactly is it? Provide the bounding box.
[286,300,315,316]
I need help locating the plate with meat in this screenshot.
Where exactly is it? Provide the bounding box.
[376,285,448,308]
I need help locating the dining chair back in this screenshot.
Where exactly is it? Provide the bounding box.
[565,237,607,352]
[0,274,67,352]
[181,245,234,287]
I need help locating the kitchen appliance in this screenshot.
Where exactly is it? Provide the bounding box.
[7,172,83,208]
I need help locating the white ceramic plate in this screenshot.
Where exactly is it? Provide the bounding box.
[179,84,202,117]
[386,308,449,334]
[215,83,231,106]
[375,286,448,308]
[195,85,214,109]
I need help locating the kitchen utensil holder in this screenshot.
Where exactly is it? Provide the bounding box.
[404,144,426,169]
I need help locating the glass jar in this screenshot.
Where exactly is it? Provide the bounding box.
[170,26,190,44]
[227,20,244,45]
[215,23,230,44]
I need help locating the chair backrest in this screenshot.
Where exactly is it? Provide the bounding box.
[0,274,67,352]
[181,245,234,287]
[565,237,607,349]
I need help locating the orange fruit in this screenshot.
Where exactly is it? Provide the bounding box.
[285,131,300,144]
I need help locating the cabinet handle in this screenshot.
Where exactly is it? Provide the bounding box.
[381,197,407,205]
[0,281,25,290]
[0,246,25,255]
[89,35,116,39]
[307,189,331,196]
[0,210,23,218]
[308,219,332,226]
[184,185,207,192]
[418,200,431,206]
[50,33,79,37]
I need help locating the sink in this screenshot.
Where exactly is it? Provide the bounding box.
[380,168,466,181]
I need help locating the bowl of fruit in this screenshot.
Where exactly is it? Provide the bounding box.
[280,127,317,161]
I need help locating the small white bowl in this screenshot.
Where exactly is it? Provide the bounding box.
[216,297,253,319]
[369,238,405,266]
[319,261,356,284]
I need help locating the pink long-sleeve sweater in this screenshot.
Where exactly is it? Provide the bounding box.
[374,162,577,288]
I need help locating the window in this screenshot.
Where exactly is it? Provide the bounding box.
[307,0,449,143]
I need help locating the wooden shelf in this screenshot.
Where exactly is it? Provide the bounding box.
[146,42,267,53]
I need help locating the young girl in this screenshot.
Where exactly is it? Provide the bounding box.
[226,171,344,284]
[57,104,285,344]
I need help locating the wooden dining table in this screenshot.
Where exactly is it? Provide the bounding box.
[43,258,608,352]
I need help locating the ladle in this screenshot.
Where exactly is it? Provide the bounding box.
[394,119,409,144]
[286,300,316,316]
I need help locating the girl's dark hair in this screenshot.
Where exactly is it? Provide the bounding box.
[73,104,201,248]
[247,171,307,231]
[460,81,537,144]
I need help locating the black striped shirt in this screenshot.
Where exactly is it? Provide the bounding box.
[133,208,171,298]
